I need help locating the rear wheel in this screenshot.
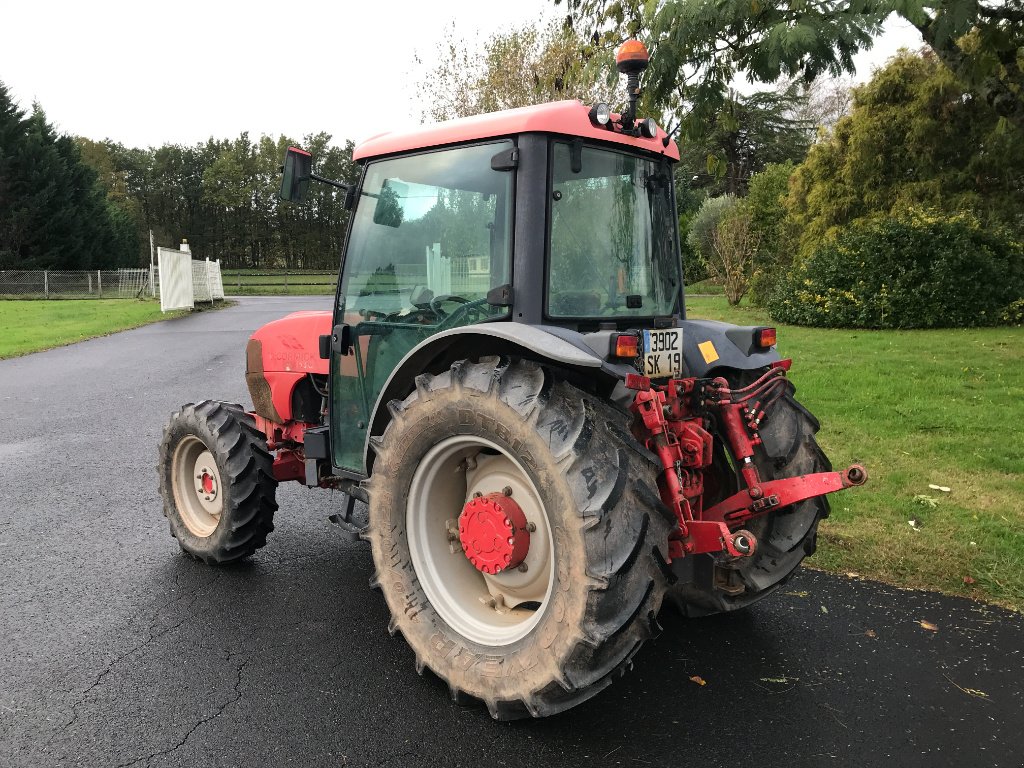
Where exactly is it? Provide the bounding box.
[667,377,831,616]
[364,357,673,719]
[158,400,278,564]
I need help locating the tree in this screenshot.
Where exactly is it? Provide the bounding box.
[794,76,855,137]
[416,20,611,121]
[561,0,1024,133]
[0,83,133,269]
[679,86,811,196]
[787,50,1024,255]
[710,204,760,305]
[685,194,738,277]
[745,161,797,304]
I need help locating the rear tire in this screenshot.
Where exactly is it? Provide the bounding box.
[364,357,672,719]
[158,400,278,564]
[667,379,831,616]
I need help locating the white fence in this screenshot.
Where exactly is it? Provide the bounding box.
[157,248,224,312]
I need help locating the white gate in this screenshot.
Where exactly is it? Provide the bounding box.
[158,248,193,312]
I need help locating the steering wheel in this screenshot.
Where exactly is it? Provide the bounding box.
[429,294,471,317]
[435,297,491,329]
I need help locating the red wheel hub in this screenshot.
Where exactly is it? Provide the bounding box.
[458,492,530,575]
[201,473,215,494]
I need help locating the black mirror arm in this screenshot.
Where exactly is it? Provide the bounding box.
[310,172,351,193]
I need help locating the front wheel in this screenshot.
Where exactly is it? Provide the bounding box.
[364,357,673,719]
[157,400,278,564]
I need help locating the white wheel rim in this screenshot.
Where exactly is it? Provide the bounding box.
[406,435,554,646]
[171,436,223,538]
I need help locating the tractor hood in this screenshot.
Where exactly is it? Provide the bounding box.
[245,311,331,424]
[248,311,332,375]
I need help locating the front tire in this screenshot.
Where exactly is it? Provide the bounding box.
[364,357,672,719]
[158,400,278,564]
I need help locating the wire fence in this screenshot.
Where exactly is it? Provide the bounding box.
[0,269,157,300]
[0,268,337,299]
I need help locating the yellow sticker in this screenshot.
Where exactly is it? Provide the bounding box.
[698,340,720,364]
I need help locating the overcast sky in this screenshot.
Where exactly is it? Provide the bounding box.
[0,1,922,150]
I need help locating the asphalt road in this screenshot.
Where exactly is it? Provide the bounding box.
[1,296,1021,768]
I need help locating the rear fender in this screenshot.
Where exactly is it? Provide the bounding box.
[363,324,606,473]
[679,319,781,377]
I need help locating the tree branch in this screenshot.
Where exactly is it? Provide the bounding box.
[912,16,1024,125]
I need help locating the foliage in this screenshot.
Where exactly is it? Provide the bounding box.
[787,51,1024,256]
[562,0,1024,133]
[708,204,760,305]
[745,161,796,305]
[416,20,611,122]
[769,209,1024,329]
[0,82,135,269]
[685,194,736,274]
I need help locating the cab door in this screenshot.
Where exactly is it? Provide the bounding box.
[329,140,515,473]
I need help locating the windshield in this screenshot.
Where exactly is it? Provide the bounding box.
[339,141,512,320]
[548,143,680,318]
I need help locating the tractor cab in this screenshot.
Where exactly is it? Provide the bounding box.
[295,98,686,472]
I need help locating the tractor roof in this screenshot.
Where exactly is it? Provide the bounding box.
[352,100,680,163]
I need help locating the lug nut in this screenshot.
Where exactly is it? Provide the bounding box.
[502,486,513,496]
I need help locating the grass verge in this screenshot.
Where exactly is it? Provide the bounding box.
[221,270,337,296]
[686,296,1023,611]
[0,299,187,359]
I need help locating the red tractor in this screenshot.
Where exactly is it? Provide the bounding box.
[158,42,865,719]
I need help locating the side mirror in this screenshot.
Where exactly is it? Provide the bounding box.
[372,179,406,228]
[280,147,313,202]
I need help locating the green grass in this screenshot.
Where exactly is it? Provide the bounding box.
[221,270,337,295]
[0,299,185,359]
[685,296,1024,611]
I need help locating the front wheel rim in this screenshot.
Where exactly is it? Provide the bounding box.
[171,435,223,538]
[406,435,554,647]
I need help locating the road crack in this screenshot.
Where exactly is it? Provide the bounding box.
[114,656,249,768]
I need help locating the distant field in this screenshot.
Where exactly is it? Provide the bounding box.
[0,300,184,359]
[686,296,1024,611]
[222,270,337,295]
[686,279,725,295]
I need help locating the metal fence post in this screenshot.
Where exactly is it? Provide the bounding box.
[284,270,288,293]
[97,270,102,297]
[44,270,48,299]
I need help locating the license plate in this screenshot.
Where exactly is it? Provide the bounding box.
[640,328,684,378]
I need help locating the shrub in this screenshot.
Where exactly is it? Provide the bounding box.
[745,162,796,306]
[686,195,737,281]
[710,205,760,305]
[769,209,1024,329]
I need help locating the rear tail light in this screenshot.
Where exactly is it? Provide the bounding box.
[755,327,777,348]
[612,333,639,358]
